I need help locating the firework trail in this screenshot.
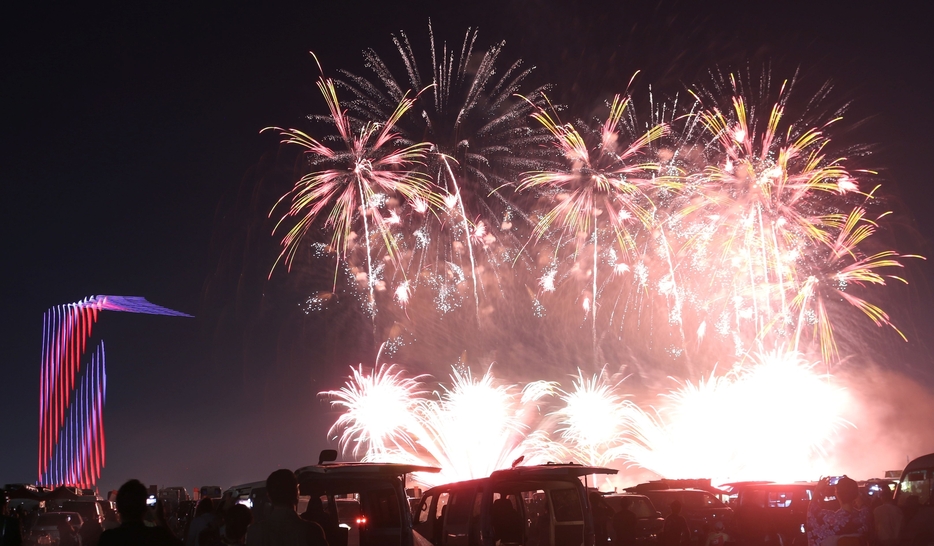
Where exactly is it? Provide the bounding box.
[266,54,438,314]
[667,73,920,365]
[517,86,673,353]
[338,24,552,316]
[267,34,924,481]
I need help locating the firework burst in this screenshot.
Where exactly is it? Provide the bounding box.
[672,74,920,364]
[323,363,558,487]
[266,55,438,311]
[338,24,551,314]
[615,350,849,483]
[552,369,631,468]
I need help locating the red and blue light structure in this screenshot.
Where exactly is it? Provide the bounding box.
[38,295,190,488]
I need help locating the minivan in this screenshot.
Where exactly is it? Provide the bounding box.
[413,463,617,546]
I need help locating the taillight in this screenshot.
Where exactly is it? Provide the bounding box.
[355,516,367,526]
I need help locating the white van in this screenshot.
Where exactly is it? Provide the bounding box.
[413,463,618,546]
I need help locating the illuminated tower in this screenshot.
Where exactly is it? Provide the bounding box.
[38,295,191,487]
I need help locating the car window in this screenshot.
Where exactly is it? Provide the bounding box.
[446,488,475,525]
[899,468,932,506]
[550,488,583,522]
[436,492,450,519]
[629,498,655,518]
[363,487,401,529]
[701,493,721,507]
[417,495,433,524]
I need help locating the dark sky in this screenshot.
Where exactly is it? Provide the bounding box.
[3,0,933,494]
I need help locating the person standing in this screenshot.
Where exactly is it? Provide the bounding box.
[98,480,182,546]
[245,470,328,546]
[661,501,690,546]
[1,492,22,546]
[186,498,217,546]
[872,491,902,546]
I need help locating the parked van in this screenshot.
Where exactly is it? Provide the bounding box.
[413,463,618,546]
[295,461,440,546]
[894,452,934,546]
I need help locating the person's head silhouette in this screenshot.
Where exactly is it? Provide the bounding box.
[266,469,299,509]
[115,479,148,523]
[670,500,682,516]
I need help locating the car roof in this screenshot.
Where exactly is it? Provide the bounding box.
[296,463,441,477]
[739,482,817,488]
[643,488,710,494]
[40,511,81,519]
[605,493,650,498]
[903,452,934,474]
[490,464,618,480]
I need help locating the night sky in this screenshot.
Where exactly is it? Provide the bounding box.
[3,0,933,494]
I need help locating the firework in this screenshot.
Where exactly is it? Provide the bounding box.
[266,55,438,311]
[338,25,551,314]
[552,370,630,468]
[615,350,849,483]
[322,363,427,458]
[323,363,557,486]
[669,75,919,364]
[270,36,924,483]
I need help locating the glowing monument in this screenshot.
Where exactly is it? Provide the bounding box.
[38,295,191,487]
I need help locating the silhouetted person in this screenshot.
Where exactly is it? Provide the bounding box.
[610,500,637,546]
[187,498,216,546]
[0,492,22,546]
[56,519,80,546]
[224,504,253,545]
[808,479,840,546]
[98,479,182,546]
[300,498,337,546]
[589,493,612,544]
[872,492,902,546]
[832,477,872,546]
[245,469,328,546]
[808,477,872,546]
[78,506,105,546]
[661,500,690,546]
[201,504,252,546]
[491,498,523,544]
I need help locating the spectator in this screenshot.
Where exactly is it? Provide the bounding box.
[300,498,337,546]
[610,500,637,546]
[187,498,216,546]
[1,492,23,546]
[223,504,253,545]
[246,470,328,546]
[589,493,612,545]
[872,492,902,546]
[661,500,690,546]
[98,480,182,546]
[201,504,252,546]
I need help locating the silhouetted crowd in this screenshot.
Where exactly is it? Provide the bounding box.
[2,472,931,546]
